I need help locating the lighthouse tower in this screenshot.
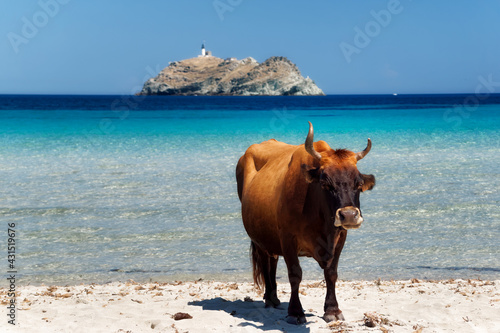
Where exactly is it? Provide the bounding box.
[201,43,206,57]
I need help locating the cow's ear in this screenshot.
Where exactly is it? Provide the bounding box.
[360,174,375,191]
[301,164,320,183]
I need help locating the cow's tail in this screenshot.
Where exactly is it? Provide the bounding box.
[250,241,265,289]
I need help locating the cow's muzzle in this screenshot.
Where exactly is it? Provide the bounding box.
[334,206,363,229]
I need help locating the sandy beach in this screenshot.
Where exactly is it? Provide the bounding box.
[1,278,499,332]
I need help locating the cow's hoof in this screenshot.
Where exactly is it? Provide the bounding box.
[323,312,345,322]
[264,297,281,308]
[286,315,307,325]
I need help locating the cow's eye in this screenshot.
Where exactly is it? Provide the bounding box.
[357,181,364,190]
[320,181,333,191]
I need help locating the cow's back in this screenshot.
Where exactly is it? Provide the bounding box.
[236,139,298,254]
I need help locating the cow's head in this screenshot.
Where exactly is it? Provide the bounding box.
[301,122,375,230]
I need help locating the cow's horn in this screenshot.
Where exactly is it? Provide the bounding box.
[356,138,372,161]
[305,121,322,160]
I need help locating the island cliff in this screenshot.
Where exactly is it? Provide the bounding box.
[138,56,324,96]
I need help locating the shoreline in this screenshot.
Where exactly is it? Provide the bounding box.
[2,278,499,332]
[10,269,500,289]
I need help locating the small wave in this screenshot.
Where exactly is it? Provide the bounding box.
[414,266,500,273]
[110,268,164,274]
[109,268,198,274]
[0,207,82,216]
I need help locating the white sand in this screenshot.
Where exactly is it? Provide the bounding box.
[1,279,499,332]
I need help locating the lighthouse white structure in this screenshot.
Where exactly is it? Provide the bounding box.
[199,42,212,57]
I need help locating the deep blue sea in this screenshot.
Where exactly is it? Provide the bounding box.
[1,94,499,286]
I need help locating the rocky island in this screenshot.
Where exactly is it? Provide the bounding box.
[138,55,324,96]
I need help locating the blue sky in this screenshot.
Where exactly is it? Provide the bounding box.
[1,0,499,95]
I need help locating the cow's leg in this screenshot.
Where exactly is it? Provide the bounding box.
[282,243,306,324]
[323,231,347,322]
[251,242,280,307]
[264,256,280,307]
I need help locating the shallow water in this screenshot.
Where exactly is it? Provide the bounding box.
[0,95,499,285]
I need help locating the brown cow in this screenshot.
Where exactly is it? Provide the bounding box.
[236,122,375,324]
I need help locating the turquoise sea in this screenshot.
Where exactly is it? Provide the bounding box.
[1,95,499,286]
